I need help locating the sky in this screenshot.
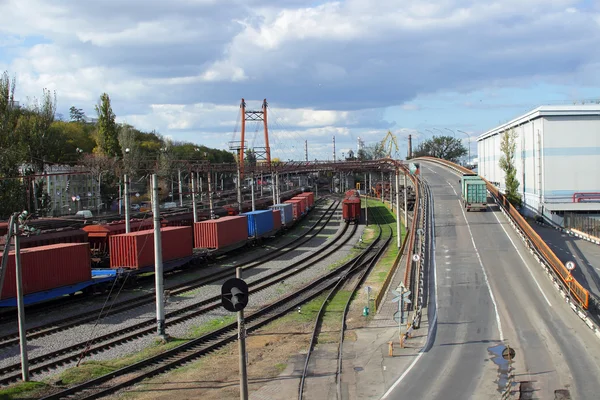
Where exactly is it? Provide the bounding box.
[1,0,599,162]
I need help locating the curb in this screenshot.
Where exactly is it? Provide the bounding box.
[534,220,600,246]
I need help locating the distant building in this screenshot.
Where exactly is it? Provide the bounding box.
[18,165,98,216]
[477,105,600,225]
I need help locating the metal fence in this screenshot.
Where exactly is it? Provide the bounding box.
[564,213,600,238]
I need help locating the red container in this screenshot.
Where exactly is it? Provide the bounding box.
[1,243,92,300]
[297,192,314,208]
[272,209,282,231]
[291,197,308,214]
[345,189,359,199]
[109,226,193,269]
[342,196,361,223]
[284,200,301,220]
[194,216,248,249]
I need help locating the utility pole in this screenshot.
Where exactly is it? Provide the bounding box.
[0,214,17,300]
[395,169,401,248]
[251,174,256,212]
[178,169,183,207]
[14,222,29,381]
[364,173,369,227]
[124,174,131,233]
[403,173,408,226]
[207,169,214,219]
[305,140,308,162]
[275,171,281,204]
[236,267,249,400]
[260,172,264,197]
[118,179,122,216]
[152,174,166,338]
[199,175,203,202]
[237,163,243,213]
[390,172,393,210]
[191,172,198,223]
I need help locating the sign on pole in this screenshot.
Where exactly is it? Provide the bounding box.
[412,254,420,262]
[565,261,575,271]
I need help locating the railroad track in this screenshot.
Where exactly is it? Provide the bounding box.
[36,224,372,398]
[298,205,392,400]
[0,199,337,350]
[0,200,358,386]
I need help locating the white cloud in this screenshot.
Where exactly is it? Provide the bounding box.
[1,0,599,158]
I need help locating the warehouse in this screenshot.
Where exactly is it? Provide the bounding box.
[477,105,600,226]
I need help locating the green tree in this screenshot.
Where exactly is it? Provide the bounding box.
[95,93,121,158]
[498,129,522,207]
[413,135,467,163]
[69,106,86,122]
[245,148,257,167]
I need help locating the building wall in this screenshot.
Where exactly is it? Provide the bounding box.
[477,113,600,217]
[541,116,600,203]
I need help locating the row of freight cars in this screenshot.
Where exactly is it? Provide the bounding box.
[342,189,361,224]
[0,192,316,307]
[459,174,488,211]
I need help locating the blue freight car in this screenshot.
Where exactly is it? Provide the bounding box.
[269,204,294,226]
[243,210,275,238]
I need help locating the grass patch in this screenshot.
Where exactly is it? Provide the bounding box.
[278,294,327,324]
[190,316,236,337]
[0,381,48,400]
[274,363,287,373]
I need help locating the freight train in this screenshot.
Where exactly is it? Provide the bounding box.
[342,190,361,224]
[0,190,315,308]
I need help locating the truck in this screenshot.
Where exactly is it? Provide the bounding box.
[460,175,487,211]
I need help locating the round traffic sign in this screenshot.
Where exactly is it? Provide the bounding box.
[412,254,420,262]
[136,192,140,197]
[566,261,576,271]
[502,346,516,360]
[417,228,424,236]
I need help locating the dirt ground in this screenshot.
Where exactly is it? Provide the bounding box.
[111,318,315,400]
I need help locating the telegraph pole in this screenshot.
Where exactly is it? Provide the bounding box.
[251,174,256,212]
[14,220,29,381]
[191,172,198,223]
[237,163,243,213]
[178,169,183,207]
[152,174,166,338]
[395,169,401,248]
[403,173,408,226]
[207,168,214,219]
[124,174,131,233]
[236,268,249,400]
[333,136,336,162]
[305,140,308,162]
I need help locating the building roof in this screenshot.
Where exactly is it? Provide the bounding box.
[477,105,600,142]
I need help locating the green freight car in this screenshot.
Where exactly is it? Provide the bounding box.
[460,174,488,211]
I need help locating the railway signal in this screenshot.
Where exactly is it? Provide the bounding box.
[221,278,249,312]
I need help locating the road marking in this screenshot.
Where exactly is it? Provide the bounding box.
[491,210,552,307]
[457,200,504,341]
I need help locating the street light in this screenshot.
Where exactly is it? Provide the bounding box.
[432,128,445,136]
[444,128,456,138]
[457,130,472,166]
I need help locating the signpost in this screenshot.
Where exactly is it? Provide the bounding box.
[392,284,411,347]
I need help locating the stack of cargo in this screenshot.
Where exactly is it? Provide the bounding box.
[110,226,193,269]
[242,210,275,238]
[272,209,282,231]
[284,199,303,219]
[0,228,88,251]
[194,216,248,249]
[292,196,309,213]
[297,192,315,209]
[1,243,92,300]
[270,203,293,226]
[84,219,154,255]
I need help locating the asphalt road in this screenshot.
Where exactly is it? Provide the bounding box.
[529,223,600,300]
[383,162,600,400]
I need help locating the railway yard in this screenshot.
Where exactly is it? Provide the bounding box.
[0,185,411,399]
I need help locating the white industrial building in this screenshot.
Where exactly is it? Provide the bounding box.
[477,105,600,225]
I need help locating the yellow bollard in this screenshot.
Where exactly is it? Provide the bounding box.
[388,341,394,356]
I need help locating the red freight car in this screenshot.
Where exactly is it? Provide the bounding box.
[1,243,92,300]
[272,209,282,231]
[291,196,309,213]
[109,226,193,269]
[284,200,302,219]
[194,216,248,250]
[342,196,361,223]
[83,219,154,255]
[345,189,359,198]
[0,228,88,250]
[297,192,315,208]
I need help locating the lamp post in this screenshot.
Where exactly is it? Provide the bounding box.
[457,130,472,166]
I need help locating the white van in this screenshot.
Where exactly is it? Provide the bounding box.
[75,210,93,219]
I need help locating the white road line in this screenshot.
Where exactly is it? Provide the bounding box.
[457,200,504,341]
[491,211,552,307]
